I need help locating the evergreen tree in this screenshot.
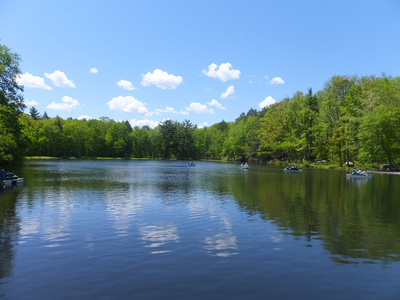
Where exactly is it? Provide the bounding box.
[29,106,40,120]
[42,111,49,119]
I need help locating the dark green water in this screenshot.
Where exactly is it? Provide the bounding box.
[1,160,400,299]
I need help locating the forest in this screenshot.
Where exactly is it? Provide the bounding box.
[1,43,400,169]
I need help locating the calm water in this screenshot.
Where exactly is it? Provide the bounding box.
[1,160,400,299]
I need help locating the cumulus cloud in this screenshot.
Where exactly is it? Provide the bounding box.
[221,85,235,99]
[26,100,39,107]
[141,69,183,89]
[185,102,214,114]
[259,96,277,109]
[129,119,160,129]
[208,99,226,110]
[117,80,136,90]
[47,96,80,111]
[108,96,152,116]
[45,70,76,88]
[78,115,92,120]
[202,62,240,82]
[17,72,52,90]
[89,68,98,74]
[269,77,284,85]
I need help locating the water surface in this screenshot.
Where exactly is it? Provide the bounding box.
[1,160,400,299]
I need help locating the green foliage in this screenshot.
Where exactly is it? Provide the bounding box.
[8,70,400,169]
[0,43,25,162]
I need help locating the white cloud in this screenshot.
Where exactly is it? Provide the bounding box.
[141,69,183,89]
[202,62,240,82]
[108,96,152,116]
[198,122,208,129]
[78,115,92,120]
[129,119,160,129]
[259,96,277,109]
[155,106,189,115]
[16,72,52,90]
[26,100,39,107]
[155,107,177,114]
[221,85,235,99]
[117,80,136,90]
[45,70,76,88]
[185,102,214,114]
[89,68,98,74]
[269,77,284,85]
[208,99,226,110]
[47,96,80,111]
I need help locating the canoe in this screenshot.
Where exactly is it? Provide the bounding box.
[346,173,373,179]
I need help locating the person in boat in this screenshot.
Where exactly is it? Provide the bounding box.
[353,168,357,174]
[0,169,5,179]
[358,169,362,174]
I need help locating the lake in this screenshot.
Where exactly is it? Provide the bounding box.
[1,160,400,299]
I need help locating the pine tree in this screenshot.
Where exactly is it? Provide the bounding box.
[29,106,40,120]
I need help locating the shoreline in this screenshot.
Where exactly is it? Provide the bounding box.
[368,170,400,175]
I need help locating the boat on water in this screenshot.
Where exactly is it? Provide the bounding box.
[0,172,24,187]
[188,162,195,167]
[283,167,302,173]
[239,163,249,170]
[346,172,373,179]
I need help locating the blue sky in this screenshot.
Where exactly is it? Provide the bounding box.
[1,0,400,128]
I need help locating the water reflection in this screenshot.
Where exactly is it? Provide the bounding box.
[221,168,400,264]
[140,223,179,254]
[204,233,238,257]
[106,185,144,237]
[347,177,373,186]
[2,160,400,292]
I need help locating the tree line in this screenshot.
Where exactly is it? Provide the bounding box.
[1,43,400,168]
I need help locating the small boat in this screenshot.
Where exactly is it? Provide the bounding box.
[188,162,195,167]
[1,172,24,187]
[283,167,302,172]
[346,172,373,179]
[239,164,249,170]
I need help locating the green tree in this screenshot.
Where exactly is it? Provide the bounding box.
[105,122,132,157]
[42,111,49,119]
[159,119,177,159]
[174,120,197,159]
[358,104,400,168]
[0,43,25,162]
[29,106,40,120]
